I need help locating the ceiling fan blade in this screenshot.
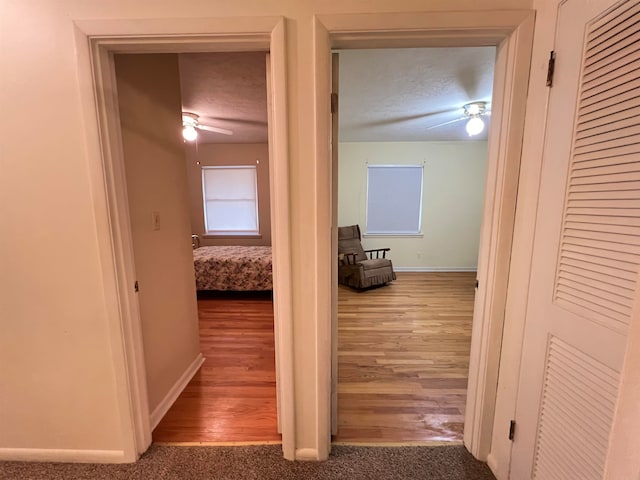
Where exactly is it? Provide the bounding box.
[426,116,466,130]
[197,124,234,136]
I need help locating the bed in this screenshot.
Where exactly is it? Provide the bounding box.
[193,245,273,291]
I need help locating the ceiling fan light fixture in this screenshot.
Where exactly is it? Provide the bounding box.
[466,116,485,136]
[463,101,487,117]
[182,112,199,141]
[183,125,198,141]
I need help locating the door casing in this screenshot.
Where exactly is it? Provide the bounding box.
[315,11,535,462]
[74,17,294,462]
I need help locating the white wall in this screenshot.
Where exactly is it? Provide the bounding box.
[339,141,487,269]
[0,0,533,462]
[114,54,201,416]
[185,143,271,246]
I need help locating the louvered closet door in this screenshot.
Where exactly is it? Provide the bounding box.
[510,0,640,478]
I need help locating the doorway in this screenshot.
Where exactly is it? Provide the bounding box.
[316,12,535,460]
[84,20,295,460]
[333,47,494,443]
[110,51,282,444]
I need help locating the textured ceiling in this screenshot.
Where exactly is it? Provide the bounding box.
[177,47,495,144]
[178,52,268,144]
[339,47,496,142]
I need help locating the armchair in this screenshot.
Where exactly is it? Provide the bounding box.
[338,224,396,289]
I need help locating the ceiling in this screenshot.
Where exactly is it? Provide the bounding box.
[339,47,496,142]
[178,47,495,144]
[179,52,268,144]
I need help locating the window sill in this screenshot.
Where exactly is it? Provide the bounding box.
[363,233,424,238]
[204,233,262,239]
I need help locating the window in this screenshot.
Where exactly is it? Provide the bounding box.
[202,166,259,235]
[366,165,423,235]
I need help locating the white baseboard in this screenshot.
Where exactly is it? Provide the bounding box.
[0,448,127,463]
[487,453,502,479]
[394,267,478,272]
[295,448,319,460]
[149,353,205,430]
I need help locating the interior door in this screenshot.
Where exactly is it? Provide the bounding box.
[331,51,340,436]
[511,0,640,478]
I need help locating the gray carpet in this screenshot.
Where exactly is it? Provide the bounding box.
[0,445,496,480]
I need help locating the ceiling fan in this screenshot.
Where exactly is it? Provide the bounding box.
[427,101,491,136]
[182,112,233,141]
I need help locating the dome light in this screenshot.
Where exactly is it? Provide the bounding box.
[466,116,485,136]
[183,125,198,141]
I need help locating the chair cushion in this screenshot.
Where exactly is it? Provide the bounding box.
[360,258,392,270]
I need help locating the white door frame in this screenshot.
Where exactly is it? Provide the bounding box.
[312,11,535,459]
[73,17,295,461]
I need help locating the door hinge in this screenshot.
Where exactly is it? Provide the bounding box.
[509,420,516,441]
[331,92,338,114]
[134,280,139,292]
[546,50,556,87]
[475,279,479,289]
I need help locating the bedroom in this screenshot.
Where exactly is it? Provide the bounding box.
[333,47,494,443]
[112,51,280,443]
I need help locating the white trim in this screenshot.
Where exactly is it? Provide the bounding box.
[463,12,535,461]
[149,354,204,430]
[394,267,478,273]
[487,452,500,476]
[295,448,320,461]
[0,448,127,464]
[363,234,424,238]
[315,10,535,463]
[76,16,295,463]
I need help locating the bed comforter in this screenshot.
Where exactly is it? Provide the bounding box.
[193,246,272,291]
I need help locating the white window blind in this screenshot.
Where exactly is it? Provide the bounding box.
[202,166,259,235]
[366,165,423,234]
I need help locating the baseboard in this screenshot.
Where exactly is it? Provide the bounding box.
[394,267,478,272]
[149,353,205,430]
[0,448,127,463]
[487,452,502,479]
[295,448,320,460]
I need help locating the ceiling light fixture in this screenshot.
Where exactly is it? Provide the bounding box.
[182,113,199,142]
[463,101,487,137]
[465,116,485,136]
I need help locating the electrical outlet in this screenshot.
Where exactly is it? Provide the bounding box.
[416,252,422,259]
[152,211,160,231]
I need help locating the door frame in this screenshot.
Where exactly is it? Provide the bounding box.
[313,11,535,460]
[73,17,295,461]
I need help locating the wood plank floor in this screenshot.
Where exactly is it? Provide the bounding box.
[335,271,476,443]
[152,294,281,443]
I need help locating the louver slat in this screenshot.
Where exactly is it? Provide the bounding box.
[582,58,640,94]
[580,76,640,110]
[583,29,640,80]
[555,21,640,332]
[576,102,640,133]
[560,256,639,281]
[582,68,640,100]
[589,0,640,46]
[569,181,640,193]
[533,338,619,480]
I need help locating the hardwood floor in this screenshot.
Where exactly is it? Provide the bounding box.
[153,272,474,444]
[152,294,281,443]
[335,271,476,443]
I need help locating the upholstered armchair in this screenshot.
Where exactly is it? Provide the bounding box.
[338,224,396,289]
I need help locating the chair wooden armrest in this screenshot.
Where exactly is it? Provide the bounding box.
[342,252,360,265]
[364,248,391,259]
